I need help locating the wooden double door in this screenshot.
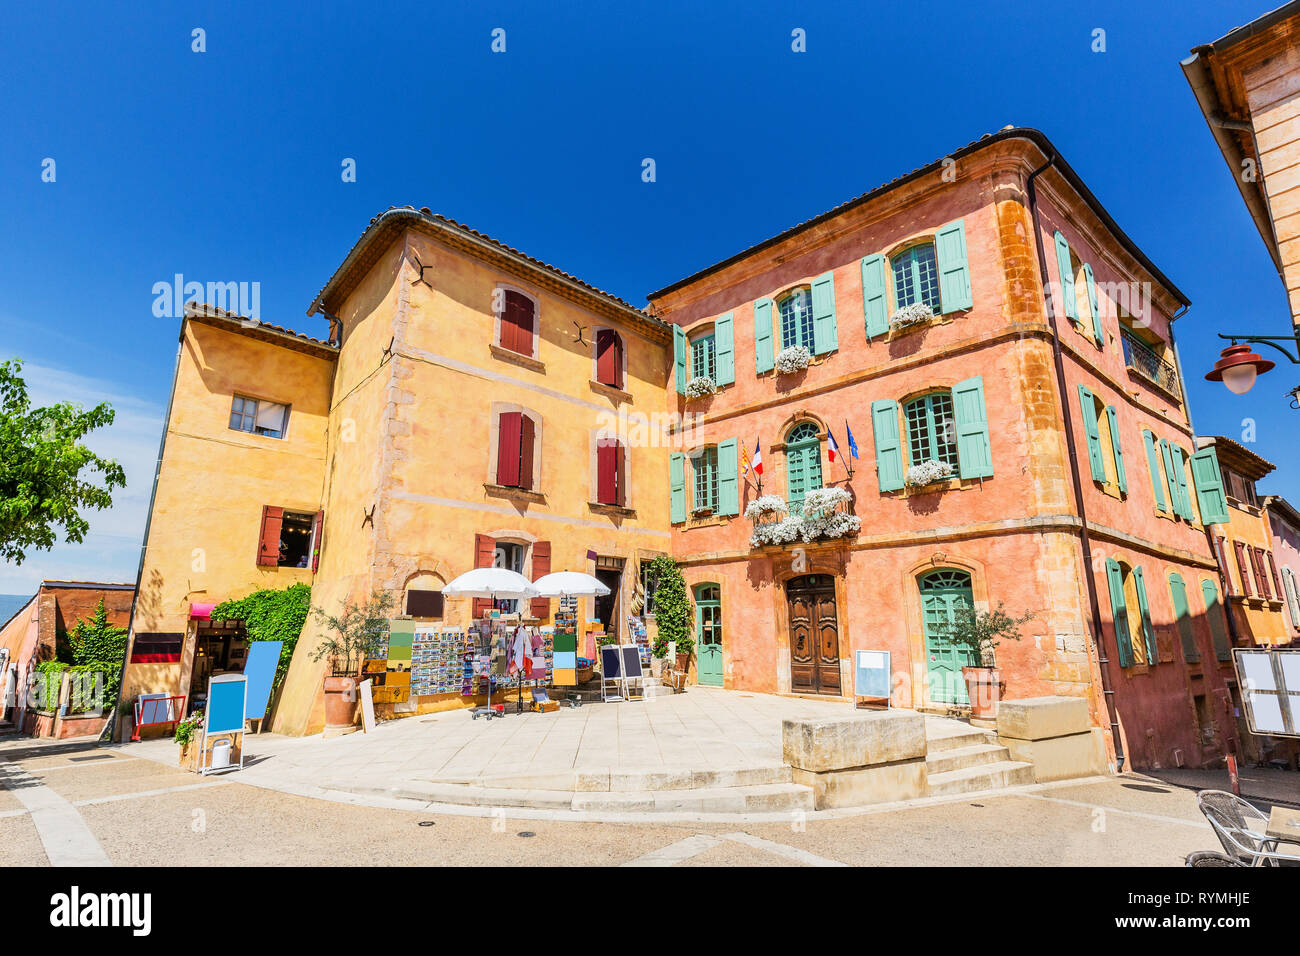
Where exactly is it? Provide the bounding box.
[786,575,841,695]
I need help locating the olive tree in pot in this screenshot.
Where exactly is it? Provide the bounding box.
[310,590,395,736]
[929,601,1035,719]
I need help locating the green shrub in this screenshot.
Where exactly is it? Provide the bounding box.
[212,583,311,689]
[644,556,694,659]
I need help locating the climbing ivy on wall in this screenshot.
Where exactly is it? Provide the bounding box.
[211,583,311,689]
[645,555,694,659]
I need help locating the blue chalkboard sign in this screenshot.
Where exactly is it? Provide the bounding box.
[854,650,891,708]
[206,674,248,734]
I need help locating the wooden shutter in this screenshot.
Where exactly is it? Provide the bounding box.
[1189,447,1229,524]
[1172,444,1192,521]
[753,298,774,374]
[669,452,686,523]
[596,329,621,388]
[1168,573,1199,663]
[1105,405,1127,494]
[1160,440,1185,518]
[496,411,523,486]
[871,400,904,492]
[1082,262,1103,346]
[1053,231,1077,323]
[717,438,739,516]
[1284,568,1300,628]
[952,377,993,479]
[811,271,838,355]
[1216,536,1238,596]
[529,540,551,619]
[518,414,536,490]
[1142,430,1167,512]
[714,313,735,386]
[1105,558,1133,668]
[1233,541,1253,596]
[502,291,534,356]
[472,534,496,618]
[1132,566,1158,665]
[1267,551,1282,601]
[861,254,888,339]
[673,324,687,394]
[1201,579,1232,661]
[310,510,324,572]
[1252,548,1272,600]
[257,506,283,566]
[1077,386,1106,482]
[934,219,972,313]
[597,438,619,505]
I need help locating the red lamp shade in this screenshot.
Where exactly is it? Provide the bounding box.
[1205,344,1274,395]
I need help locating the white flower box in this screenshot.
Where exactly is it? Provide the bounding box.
[889,303,935,331]
[905,459,955,488]
[685,375,717,398]
[774,346,811,374]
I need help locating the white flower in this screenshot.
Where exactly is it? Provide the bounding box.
[749,488,859,546]
[890,302,935,329]
[774,346,811,374]
[905,459,955,488]
[800,486,852,517]
[685,375,716,398]
[744,495,789,519]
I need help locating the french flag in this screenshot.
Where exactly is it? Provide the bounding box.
[827,429,841,464]
[752,438,763,477]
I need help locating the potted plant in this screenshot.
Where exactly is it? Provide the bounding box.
[928,601,1035,719]
[174,711,204,771]
[310,590,395,736]
[685,375,717,399]
[905,459,955,489]
[645,556,695,671]
[775,345,812,375]
[889,302,935,335]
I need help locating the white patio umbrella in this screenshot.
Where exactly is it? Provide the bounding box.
[532,571,610,597]
[441,567,539,600]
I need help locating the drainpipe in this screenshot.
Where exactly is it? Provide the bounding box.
[1025,151,1126,772]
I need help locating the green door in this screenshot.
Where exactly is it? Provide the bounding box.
[919,569,975,705]
[695,584,723,686]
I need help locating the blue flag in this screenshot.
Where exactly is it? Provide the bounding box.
[845,421,859,459]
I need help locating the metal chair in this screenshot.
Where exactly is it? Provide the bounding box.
[1196,790,1297,867]
[1185,850,1244,867]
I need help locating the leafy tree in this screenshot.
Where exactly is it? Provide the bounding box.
[645,556,694,659]
[0,358,126,564]
[928,601,1035,668]
[212,584,312,689]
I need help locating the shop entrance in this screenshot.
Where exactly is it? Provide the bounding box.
[919,569,974,706]
[187,619,248,714]
[593,557,623,637]
[786,575,840,695]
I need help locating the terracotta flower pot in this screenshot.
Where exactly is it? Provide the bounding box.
[961,666,1002,719]
[675,653,691,672]
[323,675,360,732]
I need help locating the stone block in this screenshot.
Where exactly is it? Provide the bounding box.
[782,711,925,773]
[791,760,928,809]
[996,696,1090,741]
[1000,731,1104,782]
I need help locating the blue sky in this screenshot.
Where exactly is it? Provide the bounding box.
[0,0,1295,593]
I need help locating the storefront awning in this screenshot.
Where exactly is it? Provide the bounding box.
[190,602,216,620]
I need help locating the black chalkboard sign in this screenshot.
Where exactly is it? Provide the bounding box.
[600,645,622,679]
[620,645,643,680]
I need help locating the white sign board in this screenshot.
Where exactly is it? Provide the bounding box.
[359,679,375,734]
[1233,648,1299,738]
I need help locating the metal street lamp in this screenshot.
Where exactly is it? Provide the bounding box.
[1205,330,1299,398]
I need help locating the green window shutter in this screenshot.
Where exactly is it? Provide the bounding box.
[1105,405,1127,494]
[861,254,888,339]
[1168,572,1200,663]
[1077,385,1106,481]
[871,400,905,492]
[1132,566,1158,665]
[714,313,735,386]
[1106,559,1134,668]
[1142,430,1167,512]
[1053,231,1077,323]
[1172,444,1192,520]
[669,452,686,523]
[934,218,973,313]
[1189,446,1230,524]
[811,271,838,355]
[753,298,774,374]
[952,376,993,478]
[1283,568,1300,628]
[716,438,739,517]
[673,324,687,395]
[1082,262,1104,346]
[1201,579,1232,662]
[1160,439,1184,518]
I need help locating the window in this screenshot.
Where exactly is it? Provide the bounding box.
[1078,386,1126,495]
[1168,572,1199,663]
[778,288,815,350]
[891,242,941,312]
[494,542,525,614]
[639,560,663,616]
[230,395,288,439]
[596,437,624,506]
[692,447,718,513]
[498,289,536,357]
[690,331,716,382]
[256,507,322,569]
[785,422,823,505]
[904,392,958,469]
[1233,540,1254,597]
[1104,559,1157,667]
[595,329,624,389]
[495,411,537,489]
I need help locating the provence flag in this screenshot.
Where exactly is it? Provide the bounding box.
[741,442,752,478]
[846,421,860,459]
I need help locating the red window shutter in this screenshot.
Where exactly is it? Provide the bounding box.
[497,412,522,486]
[472,533,496,618]
[258,506,283,566]
[530,540,551,619]
[1233,541,1253,596]
[310,510,324,572]
[596,330,621,388]
[518,414,535,490]
[1267,551,1283,600]
[501,291,534,356]
[597,439,618,505]
[1253,548,1273,600]
[1215,537,1236,596]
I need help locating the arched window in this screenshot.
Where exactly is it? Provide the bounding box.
[904,392,958,469]
[778,288,815,350]
[891,242,941,312]
[785,422,823,506]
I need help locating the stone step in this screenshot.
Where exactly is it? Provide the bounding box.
[433,764,792,792]
[926,759,1035,797]
[924,743,1009,776]
[572,782,814,813]
[925,727,996,754]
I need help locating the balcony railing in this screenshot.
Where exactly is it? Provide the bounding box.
[1121,328,1180,395]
